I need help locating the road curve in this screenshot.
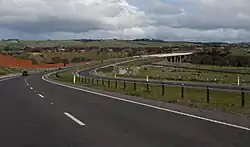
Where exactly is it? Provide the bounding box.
[0,70,249,146]
[78,64,250,92]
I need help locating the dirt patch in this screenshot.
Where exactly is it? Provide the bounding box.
[0,55,68,69]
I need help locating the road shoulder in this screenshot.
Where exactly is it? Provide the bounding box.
[43,73,250,130]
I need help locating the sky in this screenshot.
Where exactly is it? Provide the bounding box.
[0,0,250,42]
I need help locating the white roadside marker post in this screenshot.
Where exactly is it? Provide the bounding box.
[73,75,76,84]
[238,76,240,86]
[146,76,149,82]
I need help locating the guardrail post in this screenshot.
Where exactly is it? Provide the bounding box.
[162,84,164,96]
[108,79,110,88]
[134,81,136,90]
[146,82,149,92]
[124,80,126,90]
[181,85,184,99]
[115,80,118,88]
[241,88,245,108]
[84,77,86,83]
[206,86,210,103]
[102,79,104,86]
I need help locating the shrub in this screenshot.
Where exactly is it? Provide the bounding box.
[71,57,87,63]
[51,56,61,63]
[61,58,69,64]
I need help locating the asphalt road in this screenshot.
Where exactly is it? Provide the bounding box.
[0,72,249,146]
[78,66,250,92]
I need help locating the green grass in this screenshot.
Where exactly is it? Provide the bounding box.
[99,62,250,85]
[0,67,22,75]
[131,66,250,84]
[158,61,250,72]
[231,48,250,57]
[0,40,196,50]
[49,65,250,116]
[9,50,129,64]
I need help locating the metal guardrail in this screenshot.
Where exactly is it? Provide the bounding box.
[78,65,250,92]
[73,75,247,108]
[71,59,250,109]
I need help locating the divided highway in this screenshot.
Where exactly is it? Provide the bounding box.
[0,69,250,146]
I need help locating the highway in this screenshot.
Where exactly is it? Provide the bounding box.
[0,70,250,146]
[78,65,250,92]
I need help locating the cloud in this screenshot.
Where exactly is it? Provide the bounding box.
[0,0,250,42]
[0,0,149,33]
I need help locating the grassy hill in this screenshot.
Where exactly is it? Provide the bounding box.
[0,39,196,50]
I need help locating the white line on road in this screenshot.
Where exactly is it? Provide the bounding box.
[43,75,250,131]
[30,87,33,90]
[24,75,34,86]
[64,112,86,126]
[38,94,44,98]
[0,77,15,82]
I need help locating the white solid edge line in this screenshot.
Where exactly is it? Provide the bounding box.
[38,94,44,98]
[0,77,15,82]
[0,77,11,82]
[64,112,86,126]
[42,75,250,131]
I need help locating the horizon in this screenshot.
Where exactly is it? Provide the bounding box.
[0,38,244,44]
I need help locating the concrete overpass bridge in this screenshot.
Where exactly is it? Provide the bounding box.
[135,52,194,63]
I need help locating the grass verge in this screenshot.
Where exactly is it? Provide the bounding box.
[48,64,250,116]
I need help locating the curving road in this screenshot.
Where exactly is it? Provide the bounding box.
[78,64,250,92]
[0,68,250,146]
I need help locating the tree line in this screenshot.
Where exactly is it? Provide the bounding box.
[186,48,250,67]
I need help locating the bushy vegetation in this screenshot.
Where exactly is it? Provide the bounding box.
[71,57,89,63]
[187,48,250,67]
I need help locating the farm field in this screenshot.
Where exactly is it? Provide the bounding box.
[0,67,21,76]
[0,40,196,50]
[19,50,129,64]
[98,59,250,85]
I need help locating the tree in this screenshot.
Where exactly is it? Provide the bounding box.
[51,56,61,63]
[61,58,69,64]
[71,57,86,63]
[4,46,11,51]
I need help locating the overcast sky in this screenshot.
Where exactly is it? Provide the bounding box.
[0,0,250,42]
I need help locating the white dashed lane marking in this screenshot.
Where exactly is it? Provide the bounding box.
[64,112,86,126]
[38,94,44,98]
